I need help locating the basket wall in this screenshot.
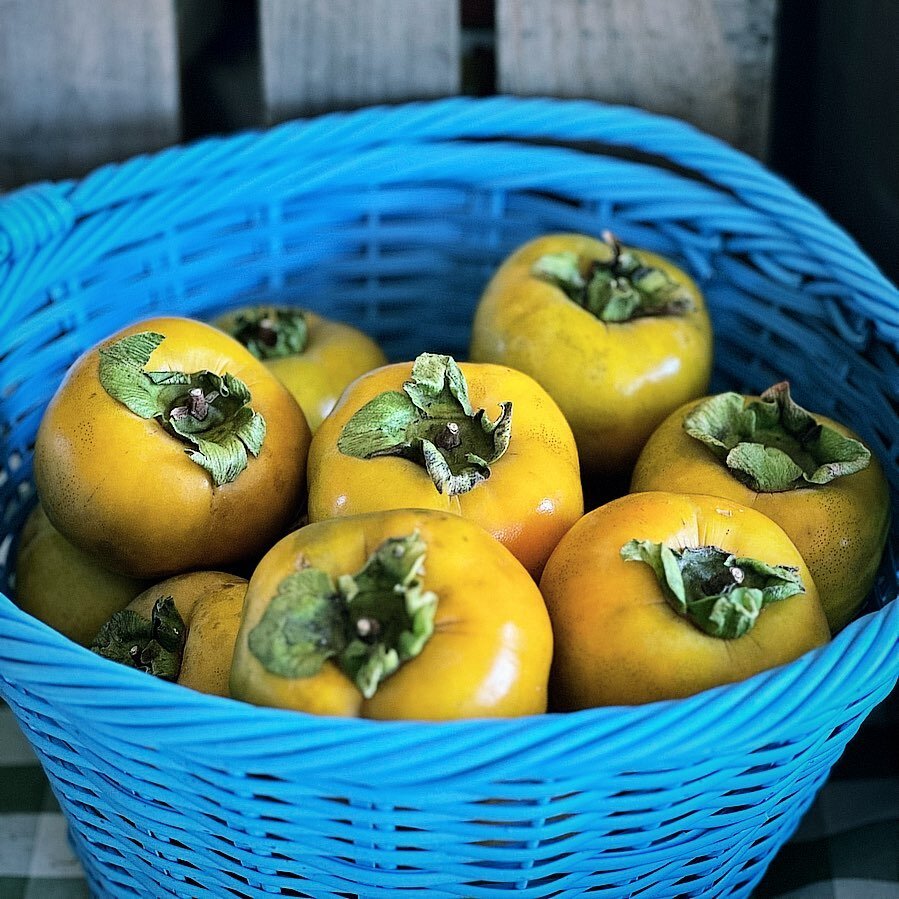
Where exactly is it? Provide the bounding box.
[0,98,896,898]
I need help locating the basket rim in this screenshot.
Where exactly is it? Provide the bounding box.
[2,96,896,292]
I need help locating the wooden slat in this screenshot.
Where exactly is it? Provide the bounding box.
[259,0,460,123]
[0,0,180,187]
[496,0,778,158]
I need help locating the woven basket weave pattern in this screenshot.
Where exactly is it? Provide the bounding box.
[0,98,896,898]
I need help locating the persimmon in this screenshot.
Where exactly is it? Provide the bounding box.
[307,352,583,578]
[34,317,310,578]
[470,232,713,475]
[230,509,553,719]
[540,492,830,708]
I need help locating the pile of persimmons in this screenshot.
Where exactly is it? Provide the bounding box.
[17,232,890,719]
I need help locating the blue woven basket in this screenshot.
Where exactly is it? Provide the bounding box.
[0,97,896,898]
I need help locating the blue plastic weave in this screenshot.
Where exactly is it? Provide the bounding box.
[0,97,896,899]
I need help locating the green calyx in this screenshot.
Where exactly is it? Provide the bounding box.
[621,540,805,639]
[98,331,266,487]
[683,382,870,493]
[90,596,187,680]
[337,353,512,496]
[226,308,309,360]
[532,232,694,323]
[247,532,438,699]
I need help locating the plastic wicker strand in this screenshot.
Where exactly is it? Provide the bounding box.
[0,97,896,898]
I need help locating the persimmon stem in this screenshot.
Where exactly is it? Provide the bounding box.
[435,422,462,451]
[621,540,805,639]
[226,308,309,360]
[532,232,694,323]
[91,597,187,680]
[683,382,871,492]
[338,354,513,497]
[256,318,279,347]
[248,532,438,699]
[170,387,216,422]
[98,331,266,487]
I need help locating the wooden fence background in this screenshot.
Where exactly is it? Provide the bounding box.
[0,0,894,283]
[1,0,779,186]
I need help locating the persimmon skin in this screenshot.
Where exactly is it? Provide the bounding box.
[306,360,583,579]
[631,398,891,632]
[469,233,713,475]
[229,509,554,720]
[540,492,830,709]
[15,503,148,646]
[34,317,311,580]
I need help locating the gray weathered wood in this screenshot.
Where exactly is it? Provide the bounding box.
[260,0,460,123]
[496,0,778,158]
[0,0,180,187]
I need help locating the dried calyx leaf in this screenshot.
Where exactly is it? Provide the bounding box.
[683,382,870,492]
[532,232,694,323]
[98,331,266,487]
[91,596,187,680]
[225,308,309,361]
[248,532,438,699]
[621,540,805,639]
[337,353,512,496]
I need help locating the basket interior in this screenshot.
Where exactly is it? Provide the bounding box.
[0,101,897,898]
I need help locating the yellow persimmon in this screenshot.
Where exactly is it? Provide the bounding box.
[540,492,830,708]
[306,352,583,578]
[34,316,310,579]
[91,570,248,697]
[230,509,554,720]
[470,232,713,475]
[15,503,148,645]
[631,383,890,632]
